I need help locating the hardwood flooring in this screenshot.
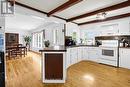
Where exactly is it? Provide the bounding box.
[6,52,130,87]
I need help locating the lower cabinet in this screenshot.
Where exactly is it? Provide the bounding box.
[66,48,78,68]
[77,47,83,62]
[88,47,99,62]
[66,47,99,68]
[119,48,130,69]
[82,47,89,60]
[66,47,130,70]
[70,48,78,65]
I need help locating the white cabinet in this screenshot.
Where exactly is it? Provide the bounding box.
[70,48,78,65]
[119,48,130,69]
[77,47,83,62]
[100,24,119,36]
[119,19,130,35]
[88,47,99,62]
[66,47,99,69]
[82,47,89,60]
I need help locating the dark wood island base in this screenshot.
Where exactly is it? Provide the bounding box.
[39,46,66,83]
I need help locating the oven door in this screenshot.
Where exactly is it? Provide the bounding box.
[100,47,118,61]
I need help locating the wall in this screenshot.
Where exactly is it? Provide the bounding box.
[80,17,130,43]
[29,17,66,52]
[66,22,80,43]
[5,28,29,45]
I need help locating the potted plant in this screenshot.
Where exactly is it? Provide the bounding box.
[24,36,31,50]
[44,40,50,47]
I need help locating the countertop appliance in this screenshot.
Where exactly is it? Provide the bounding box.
[99,40,119,67]
[65,36,76,46]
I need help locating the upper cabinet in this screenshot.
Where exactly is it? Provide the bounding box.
[80,17,130,38]
[118,18,130,35]
[100,24,119,36]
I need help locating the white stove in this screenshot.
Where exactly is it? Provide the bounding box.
[99,40,119,67]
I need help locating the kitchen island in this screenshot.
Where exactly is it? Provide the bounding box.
[39,46,67,83]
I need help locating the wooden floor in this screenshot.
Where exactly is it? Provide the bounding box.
[6,52,130,87]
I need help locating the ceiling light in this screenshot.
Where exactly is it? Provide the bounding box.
[96,12,107,20]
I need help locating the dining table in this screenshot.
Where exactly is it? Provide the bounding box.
[6,46,27,59]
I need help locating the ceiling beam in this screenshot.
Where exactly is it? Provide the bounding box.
[78,13,130,25]
[67,1,130,22]
[15,1,67,21]
[15,1,48,15]
[48,0,83,16]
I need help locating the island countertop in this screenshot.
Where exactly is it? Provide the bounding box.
[39,46,67,52]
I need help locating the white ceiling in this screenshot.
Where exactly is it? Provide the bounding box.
[15,0,130,25]
[73,6,130,23]
[5,13,45,30]
[55,0,127,19]
[17,0,68,12]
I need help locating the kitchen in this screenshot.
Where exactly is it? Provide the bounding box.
[1,0,130,87]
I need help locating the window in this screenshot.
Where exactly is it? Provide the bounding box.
[53,29,58,45]
[32,32,43,48]
[72,32,77,41]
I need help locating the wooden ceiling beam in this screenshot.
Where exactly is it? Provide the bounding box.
[78,13,130,25]
[67,1,130,22]
[48,0,83,16]
[15,1,70,21]
[15,1,67,21]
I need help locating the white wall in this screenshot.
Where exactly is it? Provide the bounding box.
[5,28,29,45]
[80,17,130,41]
[66,22,80,43]
[29,17,66,52]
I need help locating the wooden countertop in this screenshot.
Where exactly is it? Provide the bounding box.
[39,46,67,52]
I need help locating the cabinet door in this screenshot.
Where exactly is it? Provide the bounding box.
[120,49,130,69]
[119,20,130,35]
[82,48,88,60]
[100,24,118,36]
[77,47,83,62]
[70,48,78,65]
[88,50,97,62]
[88,48,98,62]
